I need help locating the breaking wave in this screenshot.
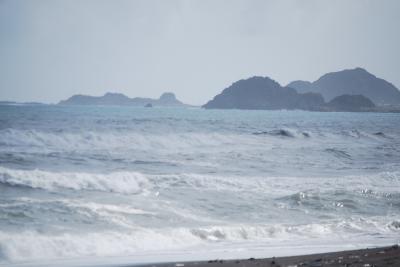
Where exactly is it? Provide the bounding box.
[1,167,399,196]
[0,218,398,263]
[252,129,311,138]
[0,167,149,194]
[0,129,247,151]
[324,148,352,159]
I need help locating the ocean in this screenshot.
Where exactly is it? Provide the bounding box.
[0,105,399,266]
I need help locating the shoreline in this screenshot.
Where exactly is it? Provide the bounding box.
[128,245,400,267]
[1,245,399,267]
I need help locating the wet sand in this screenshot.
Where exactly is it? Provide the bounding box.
[130,245,400,267]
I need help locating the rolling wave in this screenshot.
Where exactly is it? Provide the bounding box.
[1,167,399,196]
[0,167,149,194]
[0,217,398,263]
[324,148,352,159]
[252,129,312,138]
[0,129,248,151]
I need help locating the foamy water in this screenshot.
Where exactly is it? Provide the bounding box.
[0,105,399,266]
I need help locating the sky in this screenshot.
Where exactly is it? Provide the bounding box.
[0,0,399,105]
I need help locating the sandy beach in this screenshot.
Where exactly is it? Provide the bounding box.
[129,245,400,267]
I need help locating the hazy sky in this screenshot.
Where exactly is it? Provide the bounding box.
[1,0,399,105]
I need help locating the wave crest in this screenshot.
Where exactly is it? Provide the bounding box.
[1,218,398,263]
[0,167,149,194]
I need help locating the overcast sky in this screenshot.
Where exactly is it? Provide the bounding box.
[1,0,399,105]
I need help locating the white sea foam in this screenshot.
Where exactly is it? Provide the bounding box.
[0,227,207,263]
[0,166,399,197]
[67,202,155,216]
[0,217,398,263]
[0,167,149,194]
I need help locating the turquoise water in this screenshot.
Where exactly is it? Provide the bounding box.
[0,105,399,264]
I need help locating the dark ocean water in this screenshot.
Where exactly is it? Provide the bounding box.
[0,105,399,265]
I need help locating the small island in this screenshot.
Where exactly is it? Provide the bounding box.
[58,92,190,107]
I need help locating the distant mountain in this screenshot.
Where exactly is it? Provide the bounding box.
[203,76,325,110]
[59,92,188,107]
[287,68,400,105]
[286,80,312,93]
[326,95,376,112]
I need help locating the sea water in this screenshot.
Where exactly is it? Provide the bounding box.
[0,105,399,266]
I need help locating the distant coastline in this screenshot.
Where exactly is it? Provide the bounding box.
[2,67,400,112]
[58,92,192,107]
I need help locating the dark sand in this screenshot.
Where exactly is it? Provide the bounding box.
[130,245,400,267]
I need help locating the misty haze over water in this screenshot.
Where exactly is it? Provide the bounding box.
[1,0,400,266]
